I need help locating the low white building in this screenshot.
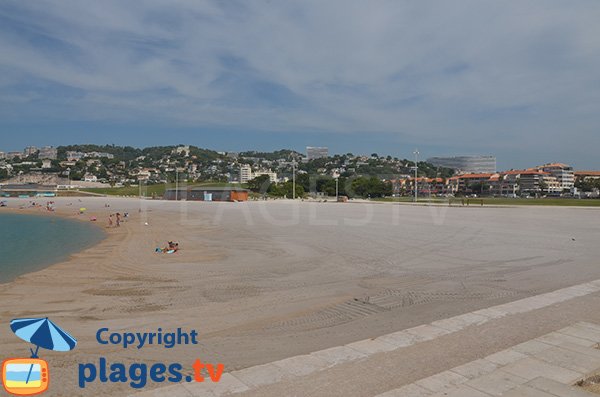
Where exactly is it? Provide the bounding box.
[83,173,98,182]
[239,164,278,183]
[252,169,278,183]
[174,145,190,156]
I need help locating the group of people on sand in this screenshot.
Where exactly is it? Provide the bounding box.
[156,241,180,253]
[107,212,128,227]
[17,201,54,211]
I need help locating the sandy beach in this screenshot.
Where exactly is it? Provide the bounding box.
[1,197,600,396]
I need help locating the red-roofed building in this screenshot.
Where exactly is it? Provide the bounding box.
[447,173,497,194]
[394,177,447,196]
[575,170,600,181]
[537,163,574,192]
[518,169,561,194]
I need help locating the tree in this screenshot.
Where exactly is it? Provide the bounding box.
[246,174,271,193]
[348,177,392,198]
[267,181,304,198]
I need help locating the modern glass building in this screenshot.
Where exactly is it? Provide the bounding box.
[426,155,497,174]
[306,147,329,160]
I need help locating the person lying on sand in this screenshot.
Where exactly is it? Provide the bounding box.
[155,241,179,253]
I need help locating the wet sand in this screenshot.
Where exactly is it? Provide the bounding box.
[1,197,599,396]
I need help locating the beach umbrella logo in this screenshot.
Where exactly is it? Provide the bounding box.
[2,317,77,396]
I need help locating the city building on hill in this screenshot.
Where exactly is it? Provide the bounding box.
[87,151,114,159]
[7,152,23,159]
[252,169,278,183]
[240,164,252,183]
[306,146,329,160]
[24,146,39,156]
[66,151,114,161]
[239,164,277,183]
[427,155,496,174]
[38,146,58,159]
[66,151,85,161]
[173,145,190,156]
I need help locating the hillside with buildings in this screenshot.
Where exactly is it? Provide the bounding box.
[1,144,599,199]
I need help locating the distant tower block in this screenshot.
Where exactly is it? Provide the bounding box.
[427,155,496,174]
[306,147,329,160]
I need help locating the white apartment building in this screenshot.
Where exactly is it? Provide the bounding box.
[66,151,85,161]
[174,145,190,156]
[83,173,98,182]
[239,164,277,183]
[538,163,574,192]
[66,151,114,161]
[240,164,252,183]
[252,169,278,183]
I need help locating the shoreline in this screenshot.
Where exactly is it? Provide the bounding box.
[0,196,223,396]
[0,203,111,285]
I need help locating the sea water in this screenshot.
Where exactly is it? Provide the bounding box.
[0,213,105,283]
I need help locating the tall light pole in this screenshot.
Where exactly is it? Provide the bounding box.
[335,176,339,201]
[175,168,179,201]
[292,160,296,200]
[413,149,419,202]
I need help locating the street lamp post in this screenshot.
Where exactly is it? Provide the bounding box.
[292,160,296,200]
[335,176,339,201]
[413,149,419,202]
[175,168,179,201]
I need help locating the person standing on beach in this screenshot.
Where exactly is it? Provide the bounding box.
[108,214,113,227]
[116,213,121,227]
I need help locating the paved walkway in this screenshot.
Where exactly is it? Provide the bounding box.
[377,322,600,396]
[131,280,600,397]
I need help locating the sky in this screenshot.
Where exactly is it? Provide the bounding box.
[0,1,599,169]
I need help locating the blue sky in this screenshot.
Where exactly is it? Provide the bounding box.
[0,1,599,169]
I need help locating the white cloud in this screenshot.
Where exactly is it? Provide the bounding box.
[0,0,599,166]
